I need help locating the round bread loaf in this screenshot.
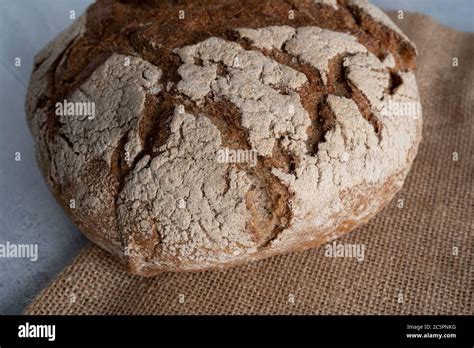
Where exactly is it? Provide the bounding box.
[26,0,422,275]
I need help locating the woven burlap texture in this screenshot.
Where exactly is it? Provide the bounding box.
[24,12,473,315]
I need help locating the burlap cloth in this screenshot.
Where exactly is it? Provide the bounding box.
[24,12,473,315]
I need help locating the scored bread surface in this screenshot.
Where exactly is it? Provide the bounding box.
[26,0,422,275]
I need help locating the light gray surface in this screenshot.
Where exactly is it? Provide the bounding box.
[0,0,472,315]
[371,0,474,32]
[0,0,91,315]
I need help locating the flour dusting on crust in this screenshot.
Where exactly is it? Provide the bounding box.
[26,1,422,274]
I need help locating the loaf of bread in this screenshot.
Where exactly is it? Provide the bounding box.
[26,0,422,276]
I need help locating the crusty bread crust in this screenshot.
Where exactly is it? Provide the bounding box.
[26,0,422,276]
